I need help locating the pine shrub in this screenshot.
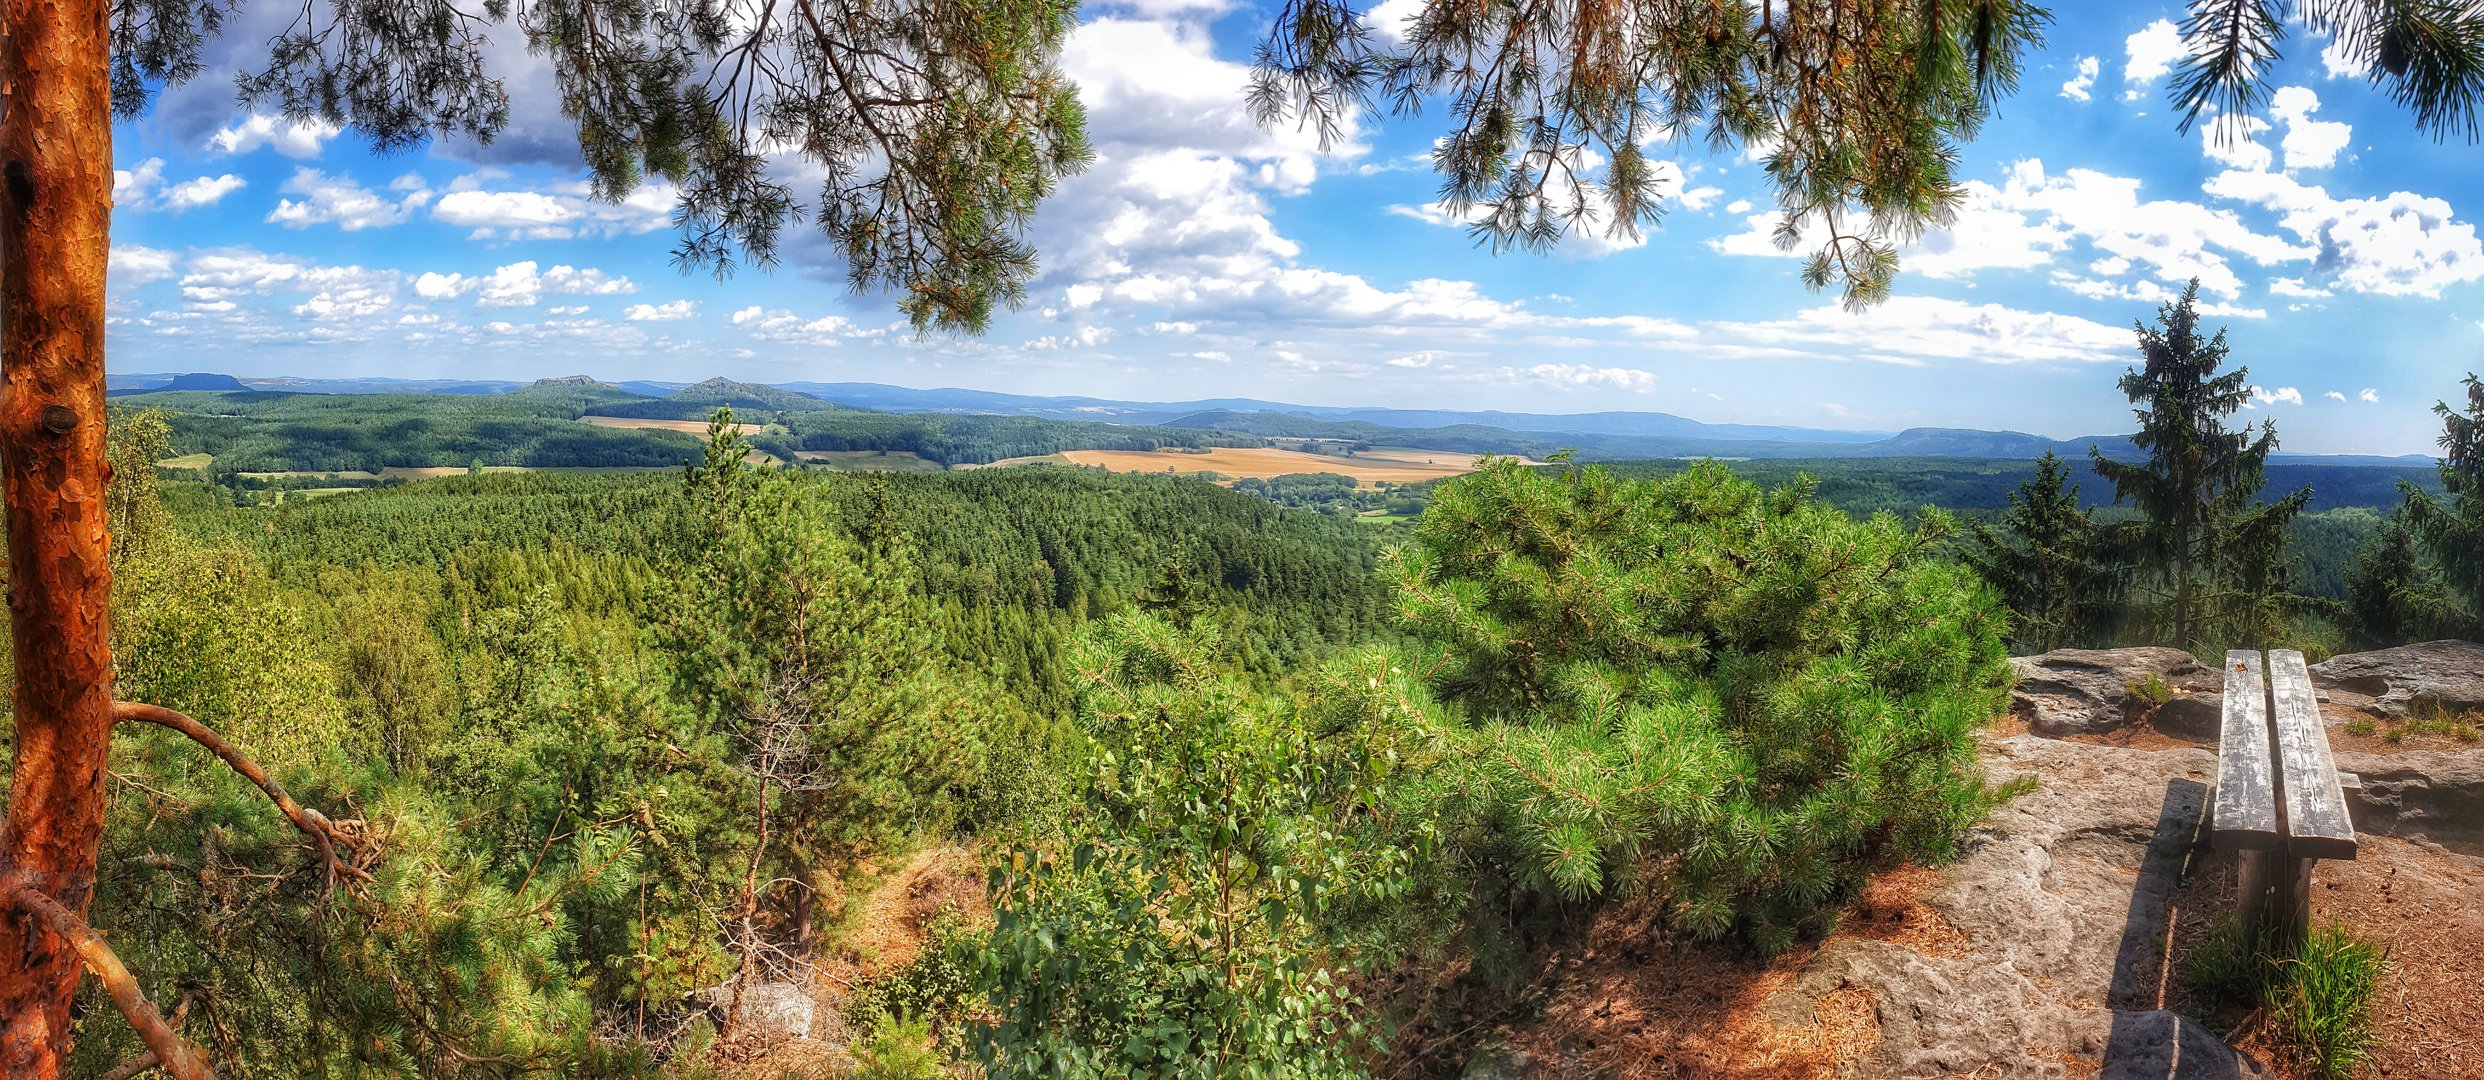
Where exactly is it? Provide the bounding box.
[1395,459,2017,952]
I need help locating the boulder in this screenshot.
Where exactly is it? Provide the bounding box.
[2308,640,2484,719]
[2008,648,2225,738]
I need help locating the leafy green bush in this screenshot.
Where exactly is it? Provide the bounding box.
[973,615,1433,1078]
[1395,459,2018,953]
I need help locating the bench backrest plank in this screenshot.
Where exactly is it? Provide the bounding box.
[2267,649,2358,860]
[2213,650,2281,851]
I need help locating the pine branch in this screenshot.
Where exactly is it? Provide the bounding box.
[4,881,215,1080]
[111,701,373,897]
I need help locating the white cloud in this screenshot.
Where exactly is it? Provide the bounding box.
[2326,390,2348,402]
[2200,114,2273,172]
[1385,352,1441,369]
[2269,86,2352,169]
[164,174,247,210]
[266,168,431,230]
[1713,295,2132,367]
[623,300,698,321]
[209,114,341,158]
[2123,19,2185,96]
[1511,364,1655,392]
[109,245,180,287]
[175,248,401,329]
[2204,170,2483,297]
[2061,56,2099,102]
[430,179,673,240]
[731,305,875,346]
[2360,388,2380,403]
[113,158,246,212]
[415,261,637,307]
[2251,385,2305,406]
[2269,277,2331,299]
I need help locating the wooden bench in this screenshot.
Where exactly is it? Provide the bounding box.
[2211,649,2359,940]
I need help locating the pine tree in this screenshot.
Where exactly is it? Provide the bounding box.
[2092,281,2312,652]
[1965,451,2122,653]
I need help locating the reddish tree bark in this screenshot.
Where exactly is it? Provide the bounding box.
[0,0,120,1065]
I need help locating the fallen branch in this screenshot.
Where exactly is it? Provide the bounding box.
[7,882,215,1080]
[112,702,372,896]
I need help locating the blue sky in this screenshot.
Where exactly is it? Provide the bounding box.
[105,3,2484,454]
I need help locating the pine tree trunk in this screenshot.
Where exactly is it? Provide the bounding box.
[0,0,119,1068]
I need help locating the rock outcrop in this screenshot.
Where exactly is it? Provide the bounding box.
[2008,648,2225,738]
[1758,735,2265,1077]
[2336,748,2484,855]
[2309,640,2484,719]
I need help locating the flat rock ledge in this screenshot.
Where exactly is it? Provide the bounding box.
[2007,648,2226,739]
[1763,736,2263,1078]
[2309,640,2484,719]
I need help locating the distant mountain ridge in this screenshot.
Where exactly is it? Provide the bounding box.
[100,372,2430,464]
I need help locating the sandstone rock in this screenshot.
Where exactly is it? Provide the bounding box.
[2308,640,2484,719]
[1767,736,2265,1078]
[2334,748,2484,855]
[695,979,838,1042]
[2009,648,2224,738]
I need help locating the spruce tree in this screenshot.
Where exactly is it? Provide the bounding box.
[1965,451,2122,653]
[2092,281,2313,651]
[2348,373,2484,644]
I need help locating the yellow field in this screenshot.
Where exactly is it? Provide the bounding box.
[998,446,1499,485]
[157,453,213,470]
[581,415,766,436]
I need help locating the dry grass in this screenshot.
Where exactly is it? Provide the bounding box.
[816,845,986,991]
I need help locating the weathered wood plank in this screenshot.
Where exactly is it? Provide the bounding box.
[2213,650,2280,851]
[2268,649,2358,861]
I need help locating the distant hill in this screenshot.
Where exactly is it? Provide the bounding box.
[587,377,846,421]
[106,372,249,396]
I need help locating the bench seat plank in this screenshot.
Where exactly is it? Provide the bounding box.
[2267,649,2358,861]
[2213,650,2281,851]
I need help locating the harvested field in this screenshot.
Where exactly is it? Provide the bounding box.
[996,445,1501,484]
[580,414,766,436]
[157,453,213,470]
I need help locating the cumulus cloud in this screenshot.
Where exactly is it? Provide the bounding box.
[114,158,247,212]
[266,169,432,230]
[2325,390,2348,402]
[2203,170,2483,297]
[2122,20,2184,97]
[2061,56,2099,102]
[1511,364,1655,392]
[623,300,699,321]
[2250,385,2305,407]
[210,114,342,158]
[415,261,637,307]
[110,245,181,287]
[731,305,874,346]
[2360,388,2380,403]
[430,178,673,240]
[2269,87,2352,169]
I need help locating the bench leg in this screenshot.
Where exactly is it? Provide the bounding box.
[2236,849,2315,944]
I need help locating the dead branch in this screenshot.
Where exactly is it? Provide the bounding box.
[97,988,198,1080]
[6,883,215,1080]
[111,702,373,896]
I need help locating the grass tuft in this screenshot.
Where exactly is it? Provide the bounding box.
[2267,924,2385,1080]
